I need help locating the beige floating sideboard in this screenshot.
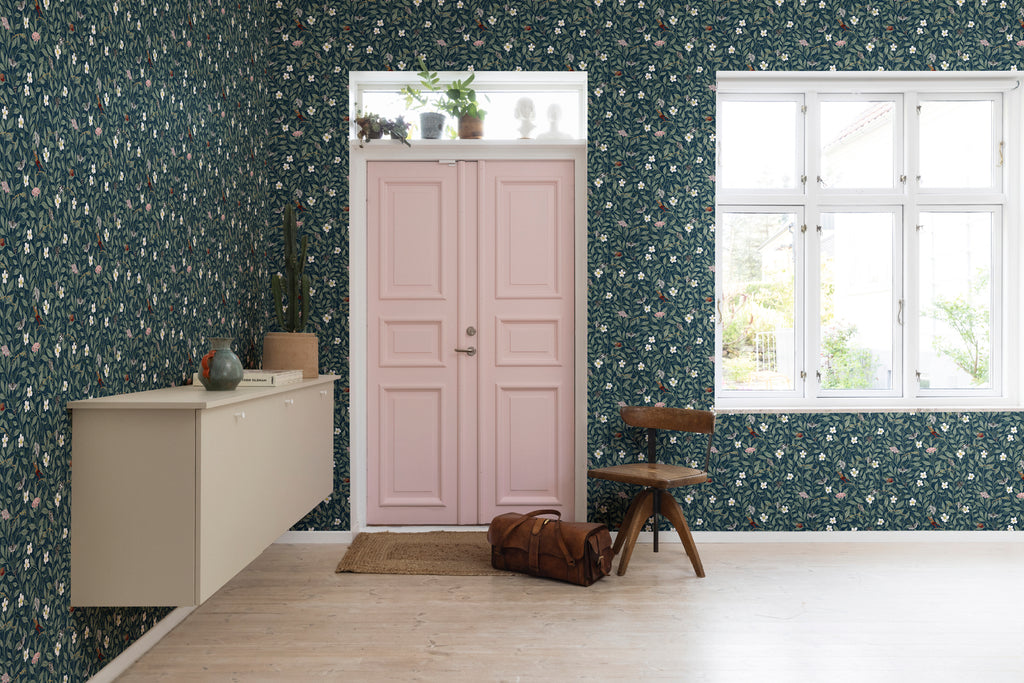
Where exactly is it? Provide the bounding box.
[70,375,338,606]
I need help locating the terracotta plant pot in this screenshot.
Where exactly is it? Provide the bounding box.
[458,114,484,139]
[262,332,319,379]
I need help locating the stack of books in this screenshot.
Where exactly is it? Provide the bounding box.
[193,369,304,387]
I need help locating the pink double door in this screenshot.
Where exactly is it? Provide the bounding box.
[366,160,576,525]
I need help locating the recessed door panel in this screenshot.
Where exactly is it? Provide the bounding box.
[377,386,446,506]
[379,181,447,299]
[492,385,564,506]
[379,319,444,367]
[495,317,562,366]
[494,181,561,298]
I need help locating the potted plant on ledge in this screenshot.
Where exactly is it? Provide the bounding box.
[355,112,411,147]
[438,73,486,139]
[401,59,447,139]
[262,202,319,378]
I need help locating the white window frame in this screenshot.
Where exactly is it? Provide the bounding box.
[715,71,1021,411]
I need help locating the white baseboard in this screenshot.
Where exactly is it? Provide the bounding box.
[276,529,1024,545]
[690,529,1024,543]
[275,530,355,543]
[88,606,195,683]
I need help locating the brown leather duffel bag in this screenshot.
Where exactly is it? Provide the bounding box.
[487,509,614,586]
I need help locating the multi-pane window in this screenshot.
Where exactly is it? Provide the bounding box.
[715,73,1018,408]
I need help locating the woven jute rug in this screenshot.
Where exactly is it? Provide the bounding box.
[336,531,511,576]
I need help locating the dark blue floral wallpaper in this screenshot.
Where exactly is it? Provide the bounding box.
[270,0,1024,536]
[4,0,1024,680]
[1,0,270,678]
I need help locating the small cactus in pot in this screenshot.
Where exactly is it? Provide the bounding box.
[271,202,311,332]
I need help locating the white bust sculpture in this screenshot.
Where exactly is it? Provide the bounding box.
[536,103,571,140]
[514,97,536,139]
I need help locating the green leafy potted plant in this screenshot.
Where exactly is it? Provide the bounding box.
[262,202,318,378]
[401,59,447,139]
[437,73,487,139]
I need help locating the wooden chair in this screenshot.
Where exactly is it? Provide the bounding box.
[588,406,714,577]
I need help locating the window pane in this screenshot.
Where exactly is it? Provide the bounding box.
[819,100,895,189]
[919,100,994,189]
[918,212,993,389]
[719,101,800,190]
[719,213,798,391]
[819,212,895,391]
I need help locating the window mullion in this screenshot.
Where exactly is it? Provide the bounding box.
[990,206,1004,397]
[804,91,820,399]
[892,209,906,399]
[905,91,920,400]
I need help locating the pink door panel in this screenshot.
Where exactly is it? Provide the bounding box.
[492,385,566,507]
[494,180,563,298]
[367,162,460,524]
[377,386,449,508]
[478,160,576,521]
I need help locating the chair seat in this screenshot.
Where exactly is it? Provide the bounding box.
[588,463,708,489]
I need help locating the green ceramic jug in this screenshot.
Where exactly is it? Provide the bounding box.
[198,337,244,391]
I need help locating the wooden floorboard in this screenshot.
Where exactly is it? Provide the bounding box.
[118,541,1024,681]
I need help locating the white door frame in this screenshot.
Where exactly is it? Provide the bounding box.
[349,140,589,531]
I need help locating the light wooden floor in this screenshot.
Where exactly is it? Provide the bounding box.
[119,540,1024,682]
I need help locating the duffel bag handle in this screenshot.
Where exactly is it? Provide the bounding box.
[497,509,574,567]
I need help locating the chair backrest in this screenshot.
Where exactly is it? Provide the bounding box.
[620,406,714,434]
[620,406,715,471]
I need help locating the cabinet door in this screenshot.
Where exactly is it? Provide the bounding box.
[197,384,333,602]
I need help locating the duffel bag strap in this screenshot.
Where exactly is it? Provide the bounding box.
[550,520,575,567]
[497,509,562,549]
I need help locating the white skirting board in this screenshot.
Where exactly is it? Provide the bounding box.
[87,606,195,683]
[276,529,1024,544]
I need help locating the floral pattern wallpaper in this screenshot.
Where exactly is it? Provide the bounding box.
[1,0,271,679]
[4,0,1024,680]
[272,0,1024,535]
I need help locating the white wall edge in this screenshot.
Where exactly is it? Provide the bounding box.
[88,606,195,683]
[276,529,1024,545]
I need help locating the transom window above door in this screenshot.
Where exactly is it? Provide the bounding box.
[714,72,1021,410]
[350,71,587,141]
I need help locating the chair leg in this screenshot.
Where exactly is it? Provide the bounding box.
[614,489,655,576]
[612,489,648,555]
[659,492,706,578]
